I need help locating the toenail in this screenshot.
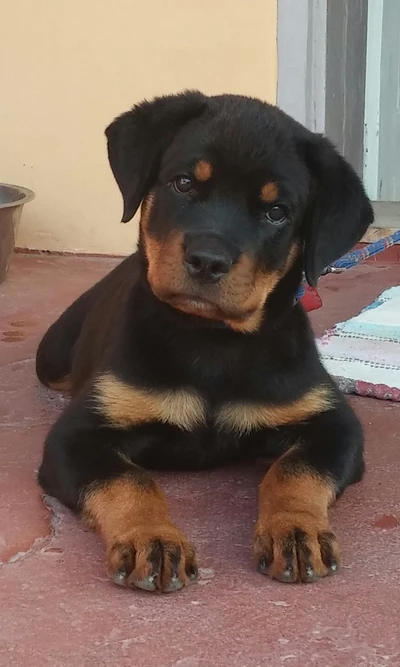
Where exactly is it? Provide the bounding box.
[281,567,293,582]
[164,575,184,593]
[134,575,157,592]
[113,569,128,586]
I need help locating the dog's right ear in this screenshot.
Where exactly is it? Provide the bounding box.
[105,91,207,222]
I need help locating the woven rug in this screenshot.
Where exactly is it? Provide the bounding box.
[317,286,400,402]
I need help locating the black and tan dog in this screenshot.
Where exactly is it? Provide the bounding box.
[36,91,373,593]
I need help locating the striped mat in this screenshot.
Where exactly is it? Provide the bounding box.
[317,286,400,402]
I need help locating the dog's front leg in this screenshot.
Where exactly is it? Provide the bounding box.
[253,399,364,583]
[38,398,198,593]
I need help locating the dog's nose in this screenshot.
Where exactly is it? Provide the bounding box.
[185,248,232,282]
[184,235,233,283]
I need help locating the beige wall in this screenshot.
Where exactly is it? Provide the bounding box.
[1,1,277,255]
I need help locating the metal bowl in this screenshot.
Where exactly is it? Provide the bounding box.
[0,183,35,283]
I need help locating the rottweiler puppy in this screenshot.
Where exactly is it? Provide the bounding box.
[36,91,373,592]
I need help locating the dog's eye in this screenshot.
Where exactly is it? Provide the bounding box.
[172,176,193,194]
[265,205,288,225]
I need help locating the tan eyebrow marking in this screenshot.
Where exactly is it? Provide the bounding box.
[260,182,278,203]
[194,160,213,182]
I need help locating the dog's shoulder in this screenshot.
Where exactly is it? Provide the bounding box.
[70,253,141,392]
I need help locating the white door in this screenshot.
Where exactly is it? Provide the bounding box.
[364,0,400,204]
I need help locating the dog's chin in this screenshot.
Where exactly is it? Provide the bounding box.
[168,295,223,320]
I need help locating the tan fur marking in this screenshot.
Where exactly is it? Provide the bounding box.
[194,160,213,182]
[140,192,170,294]
[139,194,185,300]
[83,476,169,540]
[224,308,266,334]
[140,193,155,230]
[94,373,206,430]
[260,182,279,203]
[258,460,336,518]
[226,269,281,333]
[145,231,185,297]
[225,244,299,333]
[259,454,336,517]
[216,386,334,435]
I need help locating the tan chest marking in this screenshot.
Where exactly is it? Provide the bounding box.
[94,373,206,431]
[94,374,333,436]
[215,386,334,435]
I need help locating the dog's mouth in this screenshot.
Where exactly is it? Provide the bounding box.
[161,291,255,323]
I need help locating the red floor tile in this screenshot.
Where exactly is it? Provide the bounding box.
[1,254,399,667]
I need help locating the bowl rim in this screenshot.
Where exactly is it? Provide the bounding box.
[0,182,35,209]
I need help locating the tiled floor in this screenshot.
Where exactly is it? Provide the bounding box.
[1,254,399,667]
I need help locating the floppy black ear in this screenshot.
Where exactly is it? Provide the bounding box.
[301,134,374,287]
[105,90,207,222]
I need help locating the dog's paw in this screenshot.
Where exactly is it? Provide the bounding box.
[107,524,198,593]
[253,511,341,583]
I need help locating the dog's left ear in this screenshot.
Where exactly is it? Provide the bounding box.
[300,134,374,287]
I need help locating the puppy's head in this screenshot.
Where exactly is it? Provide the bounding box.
[106,92,373,331]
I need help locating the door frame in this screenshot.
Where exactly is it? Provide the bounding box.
[277,0,400,229]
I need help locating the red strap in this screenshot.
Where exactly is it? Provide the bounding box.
[300,285,323,312]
